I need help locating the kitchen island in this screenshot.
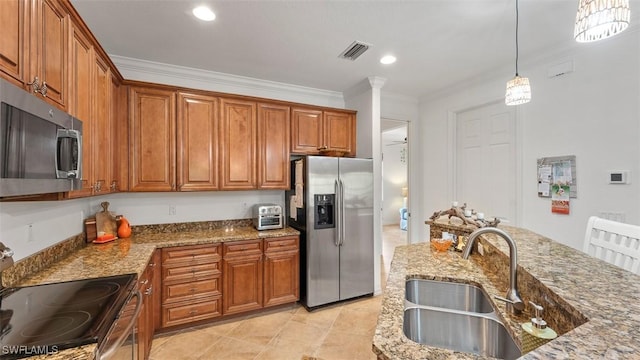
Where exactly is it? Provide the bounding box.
[373,223,640,359]
[1,221,298,360]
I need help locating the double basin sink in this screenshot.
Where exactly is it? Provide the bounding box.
[403,279,521,359]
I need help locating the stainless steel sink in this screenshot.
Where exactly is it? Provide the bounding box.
[405,279,494,313]
[403,307,521,360]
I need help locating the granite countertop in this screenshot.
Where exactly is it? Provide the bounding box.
[11,225,298,360]
[17,226,299,286]
[373,224,640,359]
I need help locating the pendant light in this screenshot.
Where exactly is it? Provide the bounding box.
[574,0,631,43]
[505,0,531,106]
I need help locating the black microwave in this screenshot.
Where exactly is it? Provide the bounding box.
[0,78,82,197]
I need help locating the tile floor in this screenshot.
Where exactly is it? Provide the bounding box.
[149,225,407,360]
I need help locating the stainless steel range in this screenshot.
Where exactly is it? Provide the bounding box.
[0,274,139,359]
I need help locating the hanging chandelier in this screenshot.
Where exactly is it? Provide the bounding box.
[574,0,631,43]
[505,0,531,106]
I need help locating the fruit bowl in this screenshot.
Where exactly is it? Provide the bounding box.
[430,238,452,252]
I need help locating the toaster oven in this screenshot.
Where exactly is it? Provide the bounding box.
[253,204,283,230]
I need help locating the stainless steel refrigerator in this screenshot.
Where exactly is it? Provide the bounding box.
[286,156,374,309]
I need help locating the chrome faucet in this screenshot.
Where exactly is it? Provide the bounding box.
[462,227,524,314]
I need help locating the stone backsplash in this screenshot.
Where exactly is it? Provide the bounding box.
[2,218,255,287]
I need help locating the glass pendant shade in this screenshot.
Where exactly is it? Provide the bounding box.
[574,0,631,42]
[505,75,531,106]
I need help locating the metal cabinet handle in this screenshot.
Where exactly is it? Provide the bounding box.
[145,285,153,296]
[27,76,47,97]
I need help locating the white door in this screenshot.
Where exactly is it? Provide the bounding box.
[456,102,517,223]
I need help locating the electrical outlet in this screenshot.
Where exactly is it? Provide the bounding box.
[169,205,176,216]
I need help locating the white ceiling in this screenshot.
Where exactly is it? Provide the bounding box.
[70,0,639,99]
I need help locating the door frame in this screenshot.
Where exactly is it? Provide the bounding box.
[381,118,411,244]
[447,99,524,227]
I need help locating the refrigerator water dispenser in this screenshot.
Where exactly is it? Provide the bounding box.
[314,194,335,229]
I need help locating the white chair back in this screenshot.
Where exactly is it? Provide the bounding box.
[583,216,640,274]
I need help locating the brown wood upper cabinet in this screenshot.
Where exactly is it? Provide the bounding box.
[0,0,29,86]
[92,54,113,194]
[66,27,118,199]
[177,92,219,191]
[219,98,257,190]
[258,103,290,189]
[291,108,356,156]
[29,0,69,109]
[0,0,69,110]
[129,85,176,192]
[66,22,93,197]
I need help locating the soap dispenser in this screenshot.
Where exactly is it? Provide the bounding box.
[521,301,558,353]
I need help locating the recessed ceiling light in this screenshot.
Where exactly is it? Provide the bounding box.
[193,6,216,21]
[380,55,396,65]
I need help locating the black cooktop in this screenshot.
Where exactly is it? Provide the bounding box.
[0,274,136,359]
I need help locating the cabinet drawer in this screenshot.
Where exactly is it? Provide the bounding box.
[264,236,299,253]
[163,277,221,303]
[162,262,220,284]
[223,240,262,257]
[162,244,221,266]
[161,296,222,328]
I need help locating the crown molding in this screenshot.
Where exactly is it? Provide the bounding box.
[110,55,345,108]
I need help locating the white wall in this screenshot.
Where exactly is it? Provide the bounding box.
[420,29,640,251]
[382,128,407,225]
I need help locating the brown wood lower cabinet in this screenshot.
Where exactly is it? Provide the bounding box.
[158,236,299,330]
[264,236,300,307]
[222,239,264,315]
[160,244,222,328]
[137,251,157,360]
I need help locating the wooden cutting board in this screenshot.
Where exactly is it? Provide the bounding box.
[95,201,117,237]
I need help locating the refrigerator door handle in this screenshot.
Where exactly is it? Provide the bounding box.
[340,179,346,246]
[334,179,340,247]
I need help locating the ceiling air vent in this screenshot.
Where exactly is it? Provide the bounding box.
[338,41,371,61]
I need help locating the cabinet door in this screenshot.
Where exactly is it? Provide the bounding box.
[66,24,93,198]
[92,55,112,194]
[137,261,154,360]
[31,0,68,109]
[151,250,161,331]
[258,103,290,189]
[219,98,256,190]
[324,111,355,156]
[222,240,263,315]
[0,0,28,85]
[177,92,219,191]
[264,237,299,307]
[129,86,176,191]
[291,108,322,154]
[111,79,128,192]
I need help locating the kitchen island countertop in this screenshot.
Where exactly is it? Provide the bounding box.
[373,224,640,359]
